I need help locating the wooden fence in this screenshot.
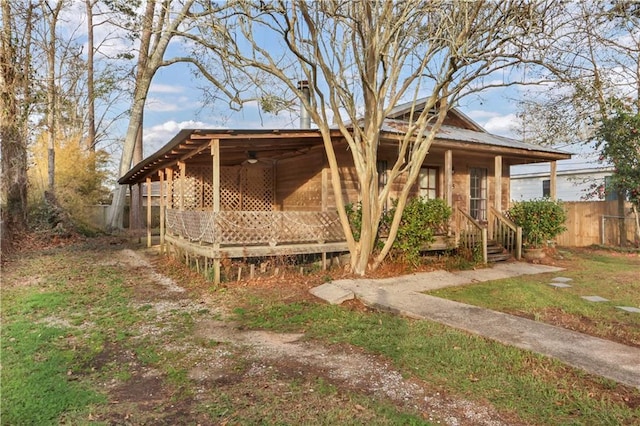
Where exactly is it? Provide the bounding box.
[556,201,637,247]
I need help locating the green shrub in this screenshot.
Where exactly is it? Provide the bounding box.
[346,198,452,265]
[390,197,452,265]
[507,198,567,248]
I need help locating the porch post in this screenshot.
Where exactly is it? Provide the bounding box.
[211,139,221,284]
[550,161,557,200]
[178,161,186,211]
[444,150,453,208]
[158,170,165,254]
[166,167,173,209]
[146,176,152,248]
[494,155,502,211]
[128,184,135,239]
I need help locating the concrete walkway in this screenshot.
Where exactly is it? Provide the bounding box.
[310,263,640,389]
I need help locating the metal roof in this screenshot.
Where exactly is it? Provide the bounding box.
[119,112,572,186]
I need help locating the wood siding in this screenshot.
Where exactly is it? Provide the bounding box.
[275,149,324,211]
[324,144,511,216]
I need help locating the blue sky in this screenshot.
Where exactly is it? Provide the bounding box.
[58,1,599,174]
[143,61,524,152]
[143,64,601,176]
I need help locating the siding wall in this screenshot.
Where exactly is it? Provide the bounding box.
[275,148,324,211]
[511,170,612,202]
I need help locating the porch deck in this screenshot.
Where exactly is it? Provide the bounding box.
[164,209,349,259]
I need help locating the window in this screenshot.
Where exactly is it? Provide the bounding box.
[604,176,619,201]
[469,167,487,221]
[419,167,438,199]
[542,179,550,198]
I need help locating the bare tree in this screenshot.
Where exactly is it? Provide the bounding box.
[515,1,640,244]
[193,0,559,274]
[85,0,96,152]
[518,1,640,144]
[106,0,241,230]
[39,0,65,193]
[1,0,37,253]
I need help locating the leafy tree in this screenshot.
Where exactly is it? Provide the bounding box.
[595,108,640,243]
[29,132,110,229]
[513,1,639,245]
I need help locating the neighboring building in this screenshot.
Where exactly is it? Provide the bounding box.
[510,163,616,201]
[119,99,571,282]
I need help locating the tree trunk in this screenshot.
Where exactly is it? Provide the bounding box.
[130,120,144,236]
[107,95,148,230]
[632,204,640,247]
[618,194,627,247]
[85,0,96,152]
[1,0,30,254]
[44,0,63,193]
[350,180,382,275]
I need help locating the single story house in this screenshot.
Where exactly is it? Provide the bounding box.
[511,163,616,201]
[119,100,571,282]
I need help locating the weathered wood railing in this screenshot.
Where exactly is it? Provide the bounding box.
[455,207,487,263]
[488,206,522,260]
[165,209,345,246]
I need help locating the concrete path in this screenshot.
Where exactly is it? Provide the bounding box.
[311,263,640,389]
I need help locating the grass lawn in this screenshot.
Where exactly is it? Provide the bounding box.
[2,240,639,425]
[428,247,640,347]
[234,295,640,425]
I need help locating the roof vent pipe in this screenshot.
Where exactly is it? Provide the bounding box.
[297,80,311,129]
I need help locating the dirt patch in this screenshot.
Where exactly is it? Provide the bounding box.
[191,320,517,425]
[103,248,521,425]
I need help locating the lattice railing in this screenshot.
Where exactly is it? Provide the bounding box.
[165,209,345,246]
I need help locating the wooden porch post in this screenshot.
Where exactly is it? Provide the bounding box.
[166,168,173,209]
[211,139,221,284]
[127,184,132,231]
[178,161,186,211]
[444,150,453,208]
[494,155,502,211]
[550,161,557,200]
[158,170,165,254]
[146,176,152,248]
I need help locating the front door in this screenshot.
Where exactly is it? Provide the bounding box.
[469,167,487,221]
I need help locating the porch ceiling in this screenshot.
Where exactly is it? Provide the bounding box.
[119,128,333,185]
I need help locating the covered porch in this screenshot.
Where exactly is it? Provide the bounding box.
[120,127,570,283]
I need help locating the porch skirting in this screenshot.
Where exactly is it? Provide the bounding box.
[164,233,349,259]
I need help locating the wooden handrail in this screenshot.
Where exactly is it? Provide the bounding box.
[456,207,487,263]
[488,206,522,260]
[488,206,518,232]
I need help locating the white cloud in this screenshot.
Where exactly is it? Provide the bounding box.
[146,97,182,112]
[482,113,520,138]
[144,120,221,153]
[466,110,502,120]
[149,83,185,94]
